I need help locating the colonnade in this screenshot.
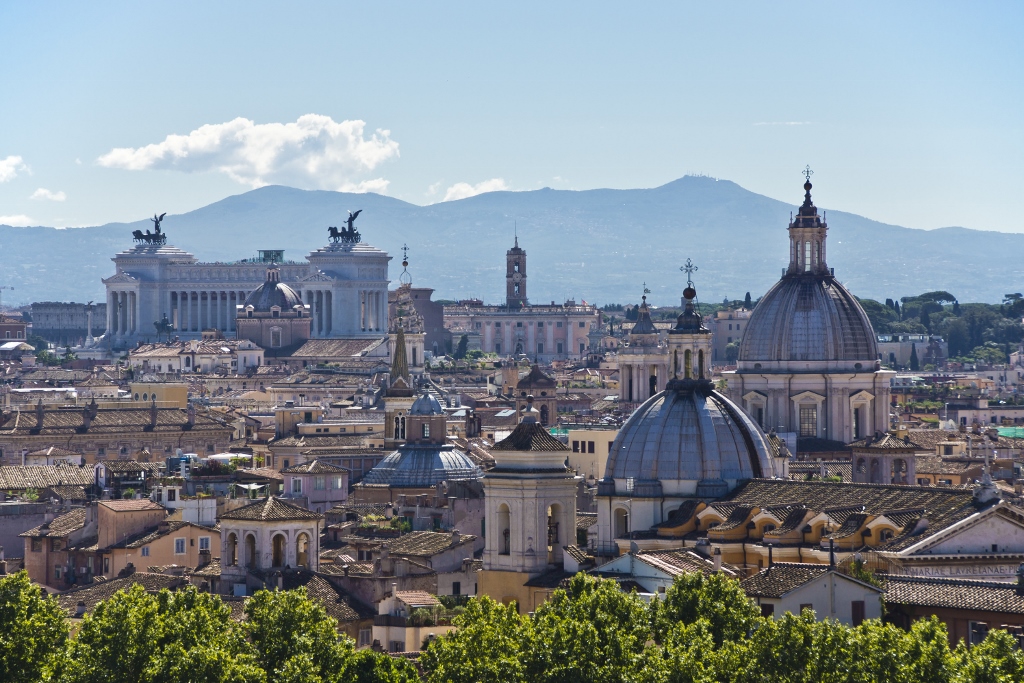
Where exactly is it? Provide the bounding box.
[170,291,248,333]
[303,289,333,336]
[358,289,386,332]
[107,291,137,337]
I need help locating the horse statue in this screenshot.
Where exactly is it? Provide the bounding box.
[132,229,145,243]
[328,226,342,243]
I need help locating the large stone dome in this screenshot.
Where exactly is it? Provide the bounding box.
[360,445,483,488]
[738,275,878,367]
[602,378,776,498]
[243,268,303,313]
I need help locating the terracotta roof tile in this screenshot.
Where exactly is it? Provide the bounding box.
[219,496,323,522]
[57,572,187,616]
[740,563,833,598]
[883,575,1024,614]
[394,590,440,608]
[281,460,350,474]
[634,549,740,578]
[20,507,86,538]
[99,499,164,512]
[384,531,475,557]
[492,422,569,452]
[0,465,94,489]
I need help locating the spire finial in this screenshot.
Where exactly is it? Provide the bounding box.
[680,258,698,289]
[399,243,411,285]
[642,282,650,305]
[514,221,518,248]
[803,165,814,183]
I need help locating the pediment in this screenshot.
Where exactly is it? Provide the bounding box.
[791,390,825,404]
[102,272,139,285]
[850,390,875,403]
[743,390,767,403]
[298,270,336,283]
[905,505,1024,556]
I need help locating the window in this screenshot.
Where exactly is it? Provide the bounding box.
[538,321,544,328]
[799,603,813,614]
[804,242,811,271]
[495,322,501,329]
[389,641,405,654]
[572,440,580,453]
[199,537,210,551]
[51,539,62,552]
[556,321,563,328]
[475,322,481,329]
[727,337,732,343]
[537,342,544,354]
[271,327,282,348]
[578,321,585,328]
[851,600,865,626]
[141,546,150,557]
[970,621,990,646]
[292,478,302,494]
[358,629,372,647]
[516,321,523,328]
[452,581,461,595]
[494,343,501,354]
[314,475,325,490]
[761,603,775,618]
[333,476,344,489]
[167,489,176,502]
[422,423,430,438]
[54,566,61,580]
[556,342,563,354]
[799,405,817,437]
[588,441,595,454]
[174,538,186,555]
[31,538,42,552]
[104,558,110,574]
[97,447,105,458]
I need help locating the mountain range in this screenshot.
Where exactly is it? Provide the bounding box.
[1,176,1020,308]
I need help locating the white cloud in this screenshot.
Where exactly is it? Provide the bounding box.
[442,178,509,202]
[30,188,67,202]
[425,181,442,196]
[97,115,400,191]
[0,156,27,183]
[0,214,34,227]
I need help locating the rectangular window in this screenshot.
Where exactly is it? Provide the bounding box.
[31,539,42,552]
[579,321,585,328]
[495,322,501,329]
[358,629,372,647]
[103,558,110,574]
[799,603,813,614]
[516,321,523,328]
[538,322,544,328]
[761,603,775,618]
[54,566,61,580]
[292,478,302,494]
[452,581,461,595]
[50,539,62,552]
[556,342,563,354]
[537,343,544,354]
[141,546,150,557]
[174,538,186,555]
[199,537,210,551]
[494,343,501,354]
[970,622,990,646]
[422,423,430,438]
[334,476,344,489]
[167,489,177,502]
[851,600,865,626]
[474,322,481,329]
[572,440,580,453]
[580,343,585,354]
[588,441,595,454]
[556,321,563,328]
[799,406,817,437]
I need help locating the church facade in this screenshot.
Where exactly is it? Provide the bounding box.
[99,221,390,349]
[443,238,601,361]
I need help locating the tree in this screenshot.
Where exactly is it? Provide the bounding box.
[526,574,653,683]
[242,587,352,683]
[652,572,760,646]
[910,343,919,371]
[422,596,530,683]
[454,334,469,360]
[725,342,739,364]
[346,650,420,683]
[0,571,68,683]
[945,318,970,357]
[743,292,752,309]
[894,300,901,318]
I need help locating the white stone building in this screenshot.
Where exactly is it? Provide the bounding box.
[100,223,390,349]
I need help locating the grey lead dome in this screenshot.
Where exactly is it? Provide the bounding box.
[603,379,775,495]
[738,276,877,365]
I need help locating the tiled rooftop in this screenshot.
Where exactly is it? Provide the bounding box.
[492,421,569,452]
[0,465,94,489]
[57,572,186,616]
[219,496,324,522]
[883,575,1024,615]
[740,563,833,598]
[384,531,475,557]
[281,460,350,475]
[20,507,86,538]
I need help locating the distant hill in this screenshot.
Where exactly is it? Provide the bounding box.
[2,176,1021,307]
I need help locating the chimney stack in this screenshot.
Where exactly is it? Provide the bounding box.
[713,547,722,572]
[451,529,461,547]
[829,538,836,568]
[768,544,774,568]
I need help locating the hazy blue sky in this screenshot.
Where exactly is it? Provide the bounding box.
[1,2,1021,231]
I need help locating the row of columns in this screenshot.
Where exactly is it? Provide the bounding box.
[108,291,137,337]
[303,289,333,336]
[171,291,248,333]
[359,289,385,332]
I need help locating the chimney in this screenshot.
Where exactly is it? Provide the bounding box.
[829,538,836,568]
[713,547,722,572]
[198,549,211,569]
[150,398,158,429]
[451,529,461,547]
[35,399,44,428]
[75,601,87,618]
[768,544,774,568]
[1017,564,1024,597]
[186,404,196,428]
[276,573,283,590]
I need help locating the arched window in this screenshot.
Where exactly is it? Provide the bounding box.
[270,327,282,348]
[547,504,563,564]
[245,534,257,569]
[684,350,692,379]
[226,532,238,566]
[614,507,629,538]
[498,504,511,555]
[272,534,286,568]
[804,242,812,272]
[296,532,310,569]
[698,350,705,378]
[540,404,549,426]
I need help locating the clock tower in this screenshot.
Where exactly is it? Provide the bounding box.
[506,237,527,308]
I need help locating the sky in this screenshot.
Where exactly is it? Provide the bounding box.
[1,2,1021,231]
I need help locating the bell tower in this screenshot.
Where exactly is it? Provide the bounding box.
[506,236,527,308]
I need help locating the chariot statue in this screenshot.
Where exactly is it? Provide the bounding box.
[132,213,168,245]
[328,209,362,244]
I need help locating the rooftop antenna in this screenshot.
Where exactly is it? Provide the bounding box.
[514,221,518,248]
